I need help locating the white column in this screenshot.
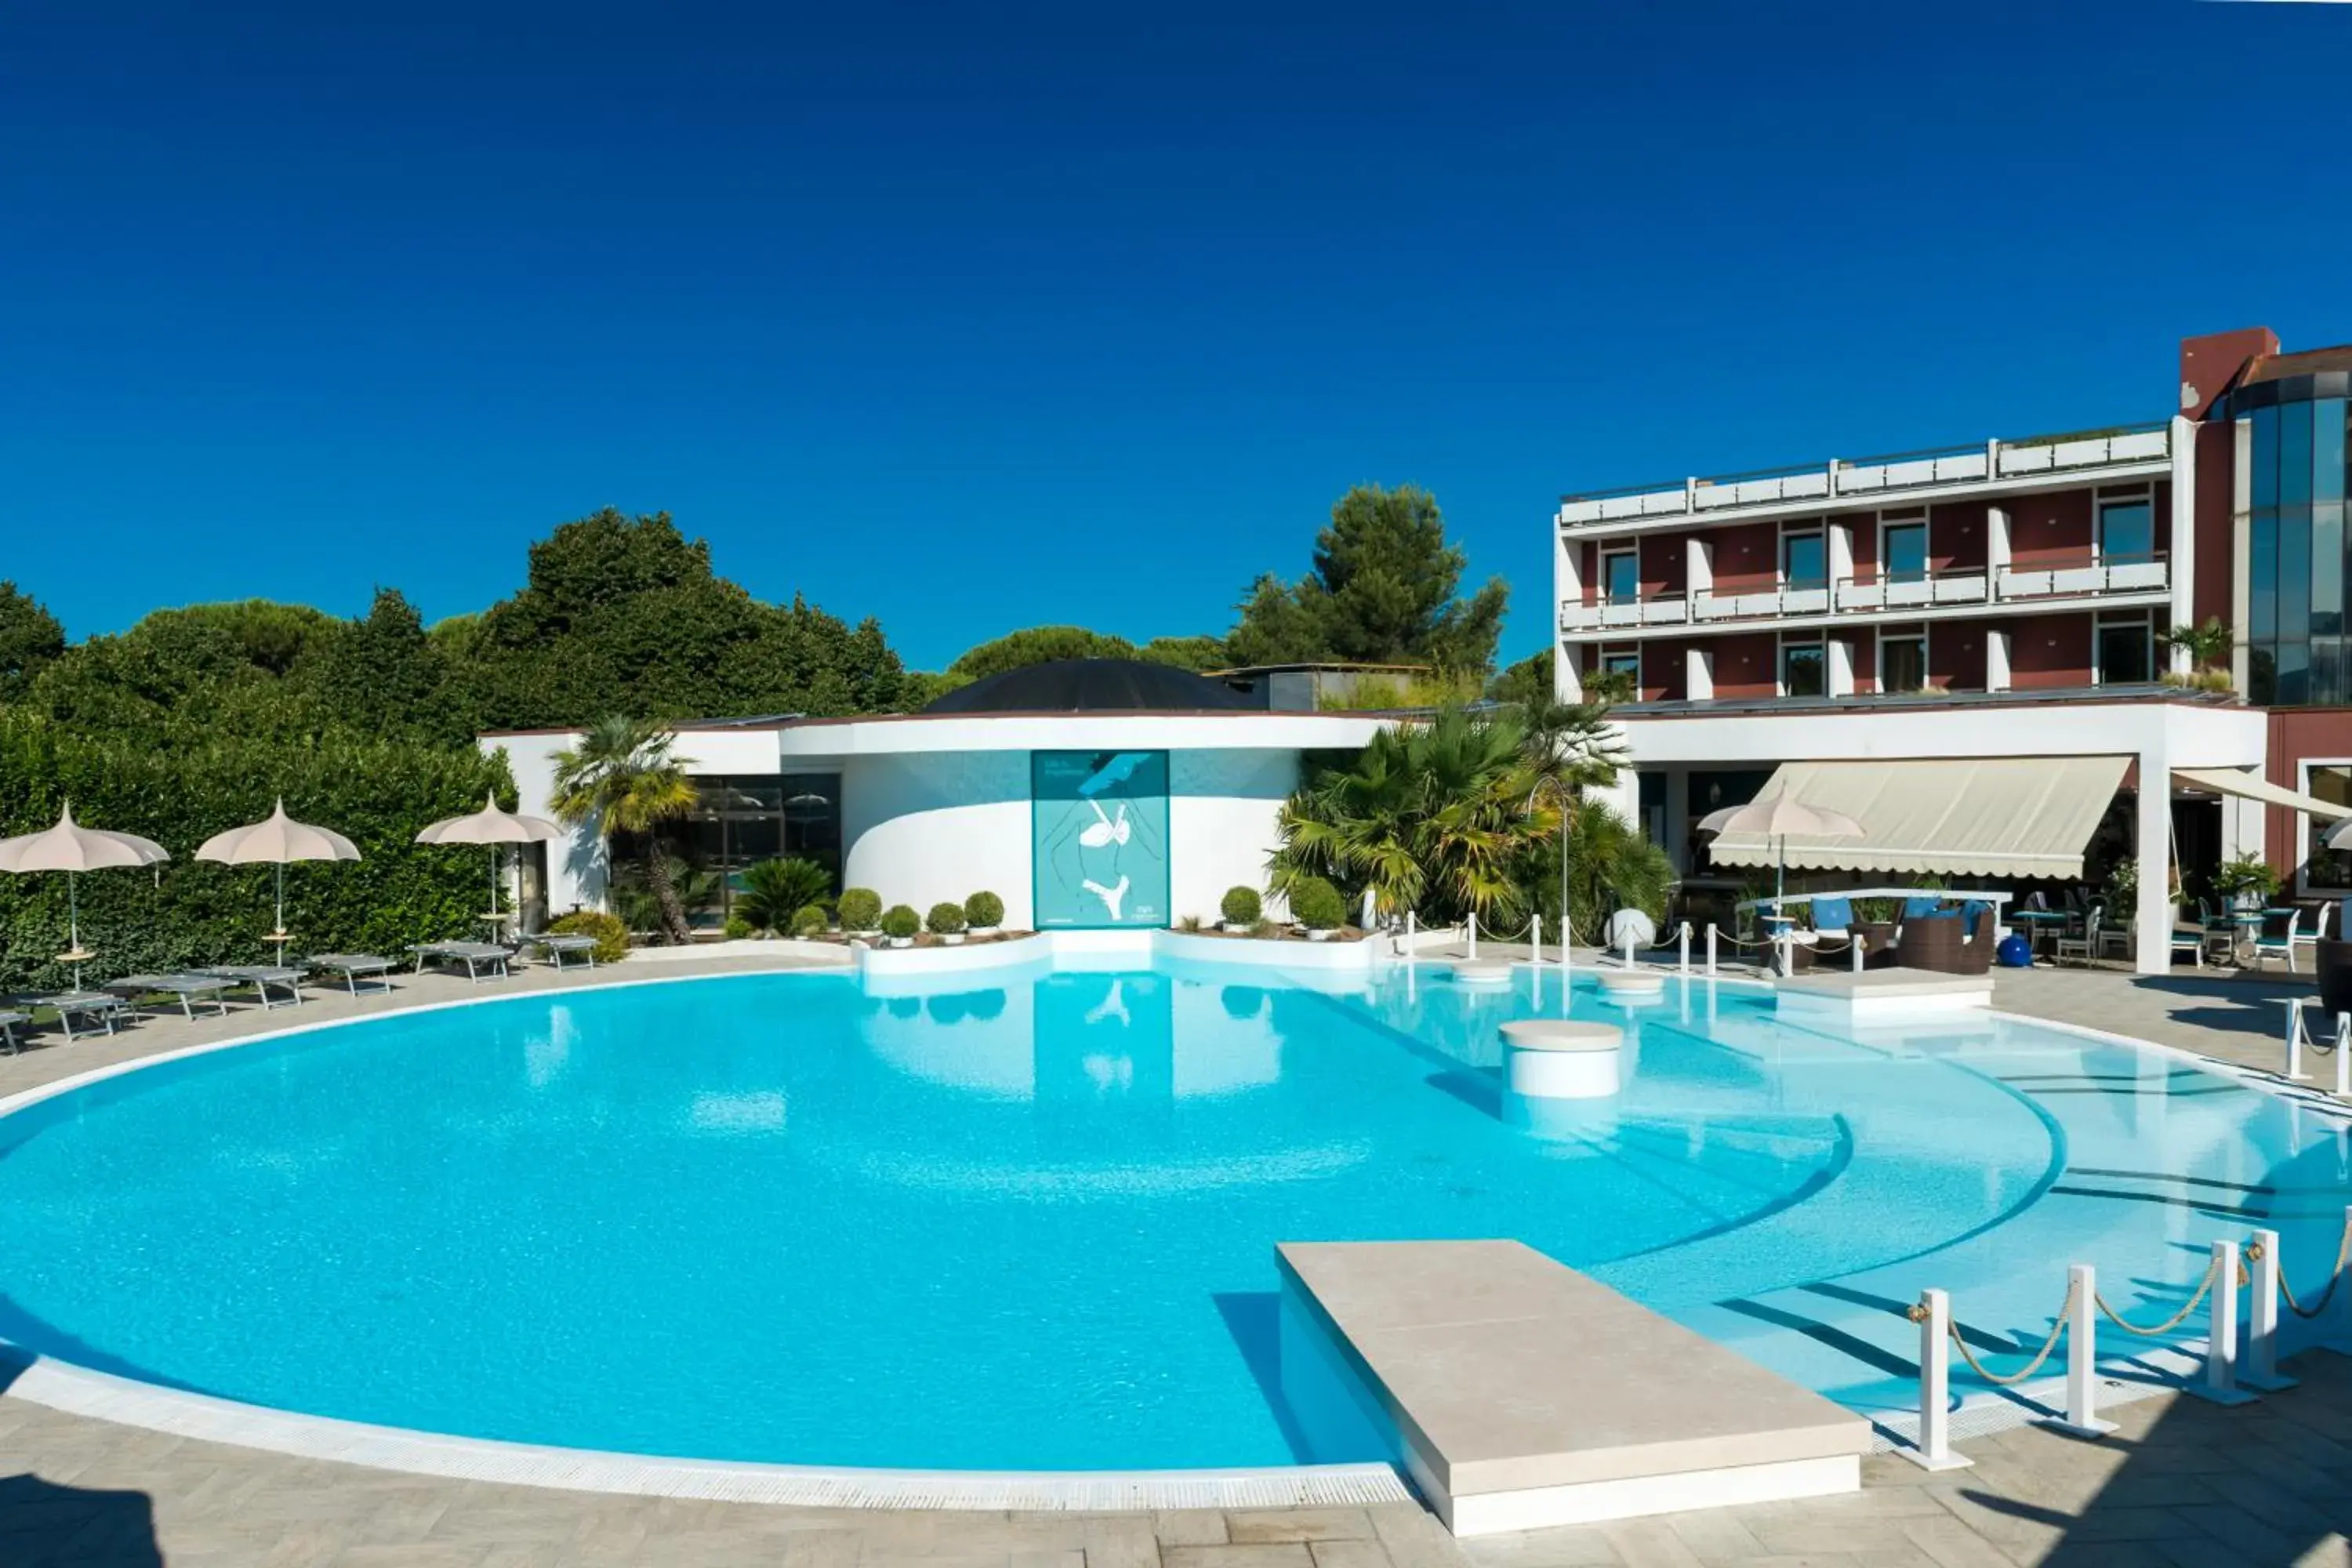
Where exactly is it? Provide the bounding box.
[1827,637,1856,698]
[1664,768,1691,873]
[1686,644,1715,702]
[2169,415,2198,674]
[1987,503,2012,598]
[2135,740,2173,975]
[1686,536,1715,615]
[1828,521,1855,607]
[1985,628,2012,693]
[1556,641,1586,702]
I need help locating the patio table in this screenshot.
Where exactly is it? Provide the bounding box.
[2009,909,2070,961]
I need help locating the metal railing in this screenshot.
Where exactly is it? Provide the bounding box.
[1559,556,2166,633]
[1559,422,2172,528]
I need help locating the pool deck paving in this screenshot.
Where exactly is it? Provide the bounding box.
[0,951,2348,1566]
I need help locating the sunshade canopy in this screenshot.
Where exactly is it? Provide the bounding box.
[1697,789,1864,841]
[1708,757,2130,880]
[2173,766,2352,823]
[0,803,170,873]
[416,792,563,846]
[196,799,362,865]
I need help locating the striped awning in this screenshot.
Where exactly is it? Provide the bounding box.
[1708,756,2131,879]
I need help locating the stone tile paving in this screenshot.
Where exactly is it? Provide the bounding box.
[0,956,2347,1564]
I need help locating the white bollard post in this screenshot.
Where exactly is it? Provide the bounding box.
[2332,1204,2352,1356]
[2047,1265,2115,1439]
[2337,1014,2351,1099]
[1531,914,1543,968]
[1404,909,1415,952]
[1467,911,1477,960]
[1902,1289,1973,1470]
[2288,1001,2310,1082]
[1706,924,1718,976]
[1621,927,1635,969]
[1851,938,1865,975]
[1678,921,1691,975]
[2194,1239,2256,1405]
[2244,1229,2298,1391]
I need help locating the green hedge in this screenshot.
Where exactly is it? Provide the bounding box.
[0,714,511,991]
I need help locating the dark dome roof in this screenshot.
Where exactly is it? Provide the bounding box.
[924,659,1257,715]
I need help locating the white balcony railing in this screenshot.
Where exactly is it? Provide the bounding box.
[1559,557,2166,633]
[1559,422,2172,529]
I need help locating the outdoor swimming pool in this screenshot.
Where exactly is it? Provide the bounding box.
[0,957,2343,1474]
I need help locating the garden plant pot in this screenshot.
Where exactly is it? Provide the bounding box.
[941,933,965,946]
[1306,928,1332,942]
[887,936,912,949]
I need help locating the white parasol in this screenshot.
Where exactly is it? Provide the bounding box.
[0,802,171,985]
[196,799,362,950]
[416,792,563,929]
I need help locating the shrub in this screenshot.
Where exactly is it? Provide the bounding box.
[927,901,967,935]
[548,909,630,964]
[964,889,1004,929]
[1291,876,1346,931]
[1221,886,1261,924]
[1178,914,1203,932]
[721,914,754,942]
[880,903,920,940]
[734,857,833,934]
[790,903,829,937]
[838,887,883,931]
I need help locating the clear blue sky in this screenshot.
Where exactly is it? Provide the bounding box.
[4,1,2347,670]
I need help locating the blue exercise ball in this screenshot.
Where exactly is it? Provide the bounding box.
[1995,933,2034,968]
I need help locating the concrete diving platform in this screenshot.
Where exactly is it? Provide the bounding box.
[1276,1240,1870,1537]
[1776,968,1993,1021]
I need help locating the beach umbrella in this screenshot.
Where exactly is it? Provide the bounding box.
[1697,786,1866,909]
[0,803,171,986]
[416,792,563,929]
[195,799,361,949]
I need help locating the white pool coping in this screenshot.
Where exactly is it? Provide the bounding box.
[0,960,2334,1506]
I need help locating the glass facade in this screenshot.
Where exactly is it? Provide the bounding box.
[676,773,844,924]
[2246,394,2352,705]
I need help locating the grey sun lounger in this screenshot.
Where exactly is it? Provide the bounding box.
[520,931,599,971]
[408,942,514,983]
[306,953,396,996]
[105,972,236,1022]
[0,1011,28,1055]
[24,993,128,1041]
[202,966,307,1010]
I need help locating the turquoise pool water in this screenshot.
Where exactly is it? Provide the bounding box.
[0,958,2343,1472]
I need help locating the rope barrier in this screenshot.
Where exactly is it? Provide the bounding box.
[2270,1213,2352,1320]
[1913,1280,2076,1387]
[2094,1254,2221,1338]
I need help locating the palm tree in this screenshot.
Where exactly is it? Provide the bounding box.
[733,856,832,935]
[550,716,700,945]
[1272,706,1553,927]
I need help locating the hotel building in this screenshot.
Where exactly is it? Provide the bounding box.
[1555,327,2352,972]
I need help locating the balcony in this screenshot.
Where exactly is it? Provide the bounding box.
[1559,555,2169,634]
[1558,423,2172,530]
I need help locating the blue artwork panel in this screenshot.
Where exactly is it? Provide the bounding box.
[1031,750,1170,928]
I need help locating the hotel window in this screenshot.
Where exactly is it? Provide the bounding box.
[2094,613,2154,686]
[1878,626,1927,693]
[1882,517,1927,583]
[1780,528,1826,589]
[1601,547,1639,602]
[1780,639,1826,697]
[1599,646,1640,688]
[2303,761,2352,895]
[2096,493,2154,562]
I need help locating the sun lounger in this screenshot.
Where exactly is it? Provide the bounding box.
[520,931,599,971]
[23,993,128,1041]
[201,966,307,1010]
[408,942,513,983]
[306,953,396,996]
[104,972,236,1022]
[0,1011,27,1055]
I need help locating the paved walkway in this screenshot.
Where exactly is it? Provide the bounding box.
[0,955,2347,1566]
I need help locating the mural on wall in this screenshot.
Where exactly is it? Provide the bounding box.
[1032,750,1170,928]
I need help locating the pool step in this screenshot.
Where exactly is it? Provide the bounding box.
[1276,1239,1872,1537]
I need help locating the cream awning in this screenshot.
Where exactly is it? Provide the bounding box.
[2172,766,2350,822]
[1708,756,2131,879]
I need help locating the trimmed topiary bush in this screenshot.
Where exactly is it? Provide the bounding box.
[790,903,829,938]
[964,890,1004,929]
[880,903,920,941]
[927,902,967,935]
[1221,886,1261,925]
[1291,877,1346,932]
[548,909,630,965]
[838,887,883,932]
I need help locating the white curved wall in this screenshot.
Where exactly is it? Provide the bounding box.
[841,747,1303,931]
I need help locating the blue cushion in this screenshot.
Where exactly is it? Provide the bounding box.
[1961,900,1991,931]
[1903,896,1944,919]
[1810,896,1853,931]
